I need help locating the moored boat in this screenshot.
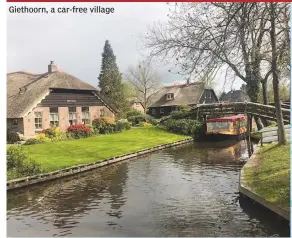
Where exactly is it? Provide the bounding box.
[205,114,247,140]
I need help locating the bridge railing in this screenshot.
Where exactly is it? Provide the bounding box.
[191,102,290,123]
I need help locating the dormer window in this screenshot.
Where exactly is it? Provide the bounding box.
[166,93,174,100]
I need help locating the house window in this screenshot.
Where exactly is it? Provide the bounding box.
[49,107,59,127]
[100,108,105,117]
[82,107,90,124]
[34,112,42,129]
[69,107,77,125]
[160,108,164,113]
[152,109,156,115]
[166,93,174,100]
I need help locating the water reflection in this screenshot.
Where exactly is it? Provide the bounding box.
[7,140,288,237]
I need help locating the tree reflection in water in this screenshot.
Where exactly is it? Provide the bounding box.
[7,139,286,237]
[7,162,129,231]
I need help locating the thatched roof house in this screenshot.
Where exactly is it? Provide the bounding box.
[148,82,219,118]
[220,90,250,103]
[7,61,116,138]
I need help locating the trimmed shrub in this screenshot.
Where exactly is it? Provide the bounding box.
[41,127,61,139]
[115,121,124,132]
[7,130,21,143]
[163,119,202,137]
[24,138,46,145]
[123,121,131,130]
[126,109,143,118]
[169,110,190,120]
[115,119,131,131]
[128,115,146,126]
[67,124,93,139]
[50,132,68,142]
[7,146,41,179]
[92,117,116,134]
[126,110,146,126]
[145,115,159,125]
[177,105,192,112]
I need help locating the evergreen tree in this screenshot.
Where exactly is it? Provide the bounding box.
[98,40,127,115]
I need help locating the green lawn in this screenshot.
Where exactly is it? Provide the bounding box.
[20,127,189,172]
[244,143,290,211]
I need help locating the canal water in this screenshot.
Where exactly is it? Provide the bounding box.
[7,140,289,237]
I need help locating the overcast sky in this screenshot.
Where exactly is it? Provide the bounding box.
[7,3,242,94]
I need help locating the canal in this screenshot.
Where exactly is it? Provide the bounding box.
[7,140,289,237]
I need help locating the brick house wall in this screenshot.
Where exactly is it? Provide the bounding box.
[20,105,115,137]
[131,102,144,113]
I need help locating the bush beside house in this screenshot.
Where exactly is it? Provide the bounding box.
[160,105,203,138]
[126,109,158,126]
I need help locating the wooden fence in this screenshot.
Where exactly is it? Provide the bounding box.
[191,102,290,123]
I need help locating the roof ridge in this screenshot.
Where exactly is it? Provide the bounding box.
[7,71,47,76]
[164,82,203,88]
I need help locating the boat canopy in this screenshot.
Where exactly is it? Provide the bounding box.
[207,114,247,123]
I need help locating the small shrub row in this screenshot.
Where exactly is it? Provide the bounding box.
[92,117,131,134]
[162,118,202,138]
[24,118,132,145]
[24,125,92,145]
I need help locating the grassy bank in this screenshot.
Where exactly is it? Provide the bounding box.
[16,127,189,173]
[244,143,290,211]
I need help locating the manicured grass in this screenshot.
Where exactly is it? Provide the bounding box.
[21,127,189,172]
[244,143,290,211]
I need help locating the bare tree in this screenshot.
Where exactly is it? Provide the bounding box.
[125,61,161,113]
[145,2,290,129]
[268,2,288,145]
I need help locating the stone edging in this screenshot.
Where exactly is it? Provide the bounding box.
[239,143,290,221]
[7,137,193,191]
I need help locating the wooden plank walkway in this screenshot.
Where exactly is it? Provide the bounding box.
[259,125,290,143]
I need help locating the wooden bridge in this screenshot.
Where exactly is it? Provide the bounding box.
[191,102,290,124]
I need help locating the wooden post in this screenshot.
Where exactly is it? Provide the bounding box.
[249,116,253,133]
[247,115,251,136]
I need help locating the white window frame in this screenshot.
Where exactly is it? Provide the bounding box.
[49,108,59,127]
[82,107,91,125]
[69,107,77,125]
[34,112,43,130]
[166,93,174,100]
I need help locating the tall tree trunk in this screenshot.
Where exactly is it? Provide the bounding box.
[246,80,263,130]
[261,80,268,105]
[260,80,272,127]
[270,3,287,145]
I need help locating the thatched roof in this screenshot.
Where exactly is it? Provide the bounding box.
[149,82,207,107]
[220,90,250,102]
[7,67,116,118]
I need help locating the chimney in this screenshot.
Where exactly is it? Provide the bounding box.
[48,61,57,73]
